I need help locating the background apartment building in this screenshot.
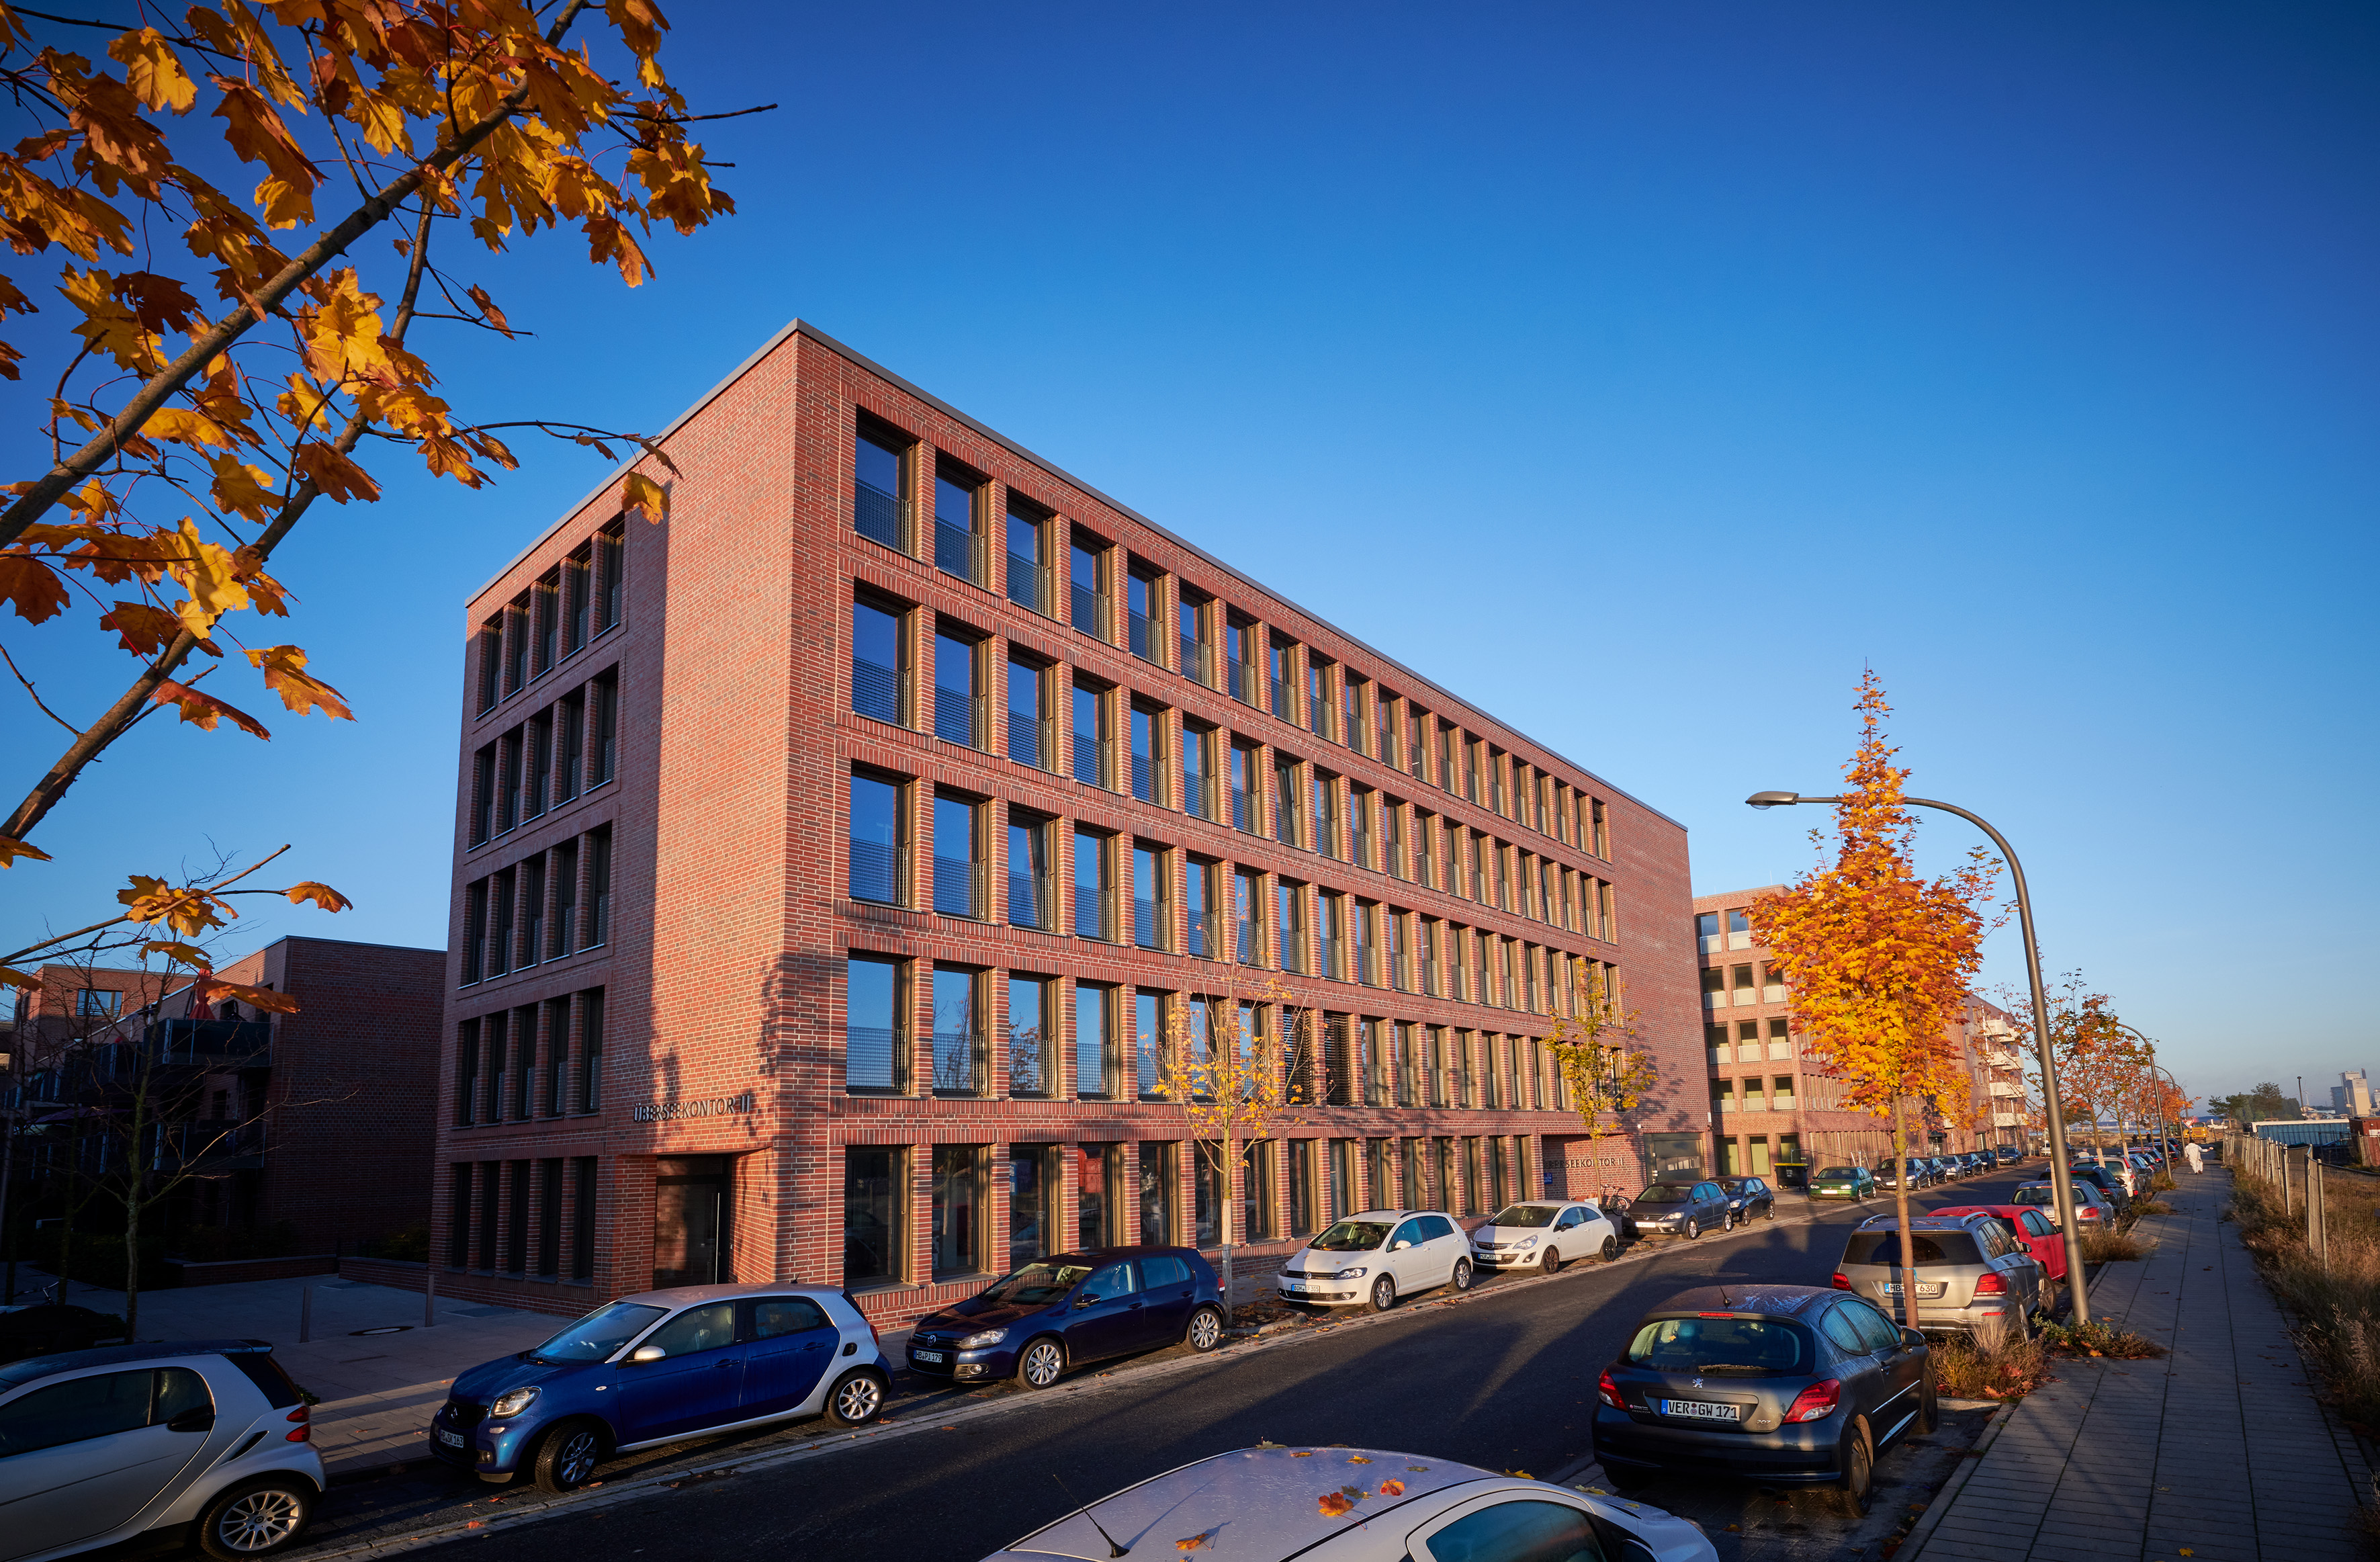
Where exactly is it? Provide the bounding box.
[1695,887,2027,1173]
[434,321,1701,1324]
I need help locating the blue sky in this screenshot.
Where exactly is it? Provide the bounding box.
[6,3,2373,1108]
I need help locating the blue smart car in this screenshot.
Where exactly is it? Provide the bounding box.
[430,1283,889,1491]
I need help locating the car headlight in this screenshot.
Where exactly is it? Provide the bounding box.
[1333,1266,1370,1280]
[1515,1235,1539,1248]
[488,1386,540,1420]
[957,1328,1008,1350]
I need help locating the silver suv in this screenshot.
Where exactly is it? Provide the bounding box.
[0,1339,323,1562]
[1833,1213,2043,1344]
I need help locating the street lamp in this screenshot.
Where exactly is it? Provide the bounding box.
[1746,790,2095,1324]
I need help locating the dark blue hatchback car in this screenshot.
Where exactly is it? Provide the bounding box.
[431,1283,889,1492]
[906,1246,1225,1389]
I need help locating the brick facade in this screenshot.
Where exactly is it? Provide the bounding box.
[435,321,1703,1325]
[1693,885,2025,1172]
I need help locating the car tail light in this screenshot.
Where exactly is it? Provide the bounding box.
[1831,1272,1851,1290]
[1974,1272,2007,1295]
[1784,1379,1841,1423]
[1596,1369,1626,1411]
[285,1405,310,1442]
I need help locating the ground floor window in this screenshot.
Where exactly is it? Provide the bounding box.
[1401,1138,1425,1211]
[1140,1141,1177,1246]
[1290,1139,1319,1234]
[1079,1144,1114,1248]
[1009,1144,1055,1270]
[1329,1139,1356,1222]
[1194,1149,1221,1246]
[1750,1137,1773,1174]
[1487,1137,1509,1212]
[932,1145,987,1278]
[845,1145,900,1285]
[1461,1137,1482,1215]
[1243,1141,1276,1241]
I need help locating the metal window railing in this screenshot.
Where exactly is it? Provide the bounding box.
[1131,750,1156,804]
[1323,935,1347,982]
[1408,735,1424,775]
[854,482,906,550]
[1182,637,1215,688]
[844,1025,898,1091]
[935,687,987,748]
[1227,656,1249,705]
[1184,772,1219,822]
[853,655,900,725]
[1128,608,1157,663]
[1009,872,1054,930]
[1231,783,1253,833]
[1353,823,1371,869]
[1071,581,1109,639]
[933,857,987,918]
[1008,554,1053,615]
[1008,712,1055,771]
[1270,675,1288,717]
[935,520,987,586]
[1073,732,1112,788]
[1356,937,1376,986]
[1075,885,1116,941]
[1134,896,1171,951]
[1188,909,1221,960]
[1237,916,1260,965]
[931,1030,981,1095]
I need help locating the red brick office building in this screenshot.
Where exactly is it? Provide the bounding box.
[1695,886,2029,1173]
[432,322,1703,1325]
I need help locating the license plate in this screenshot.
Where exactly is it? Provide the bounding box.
[912,1348,944,1362]
[1661,1399,1740,1422]
[1882,1282,1946,1298]
[435,1428,464,1448]
[1280,1280,1305,1292]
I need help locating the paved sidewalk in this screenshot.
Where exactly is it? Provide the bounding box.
[1907,1168,2373,1562]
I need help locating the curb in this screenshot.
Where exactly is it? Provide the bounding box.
[1893,1399,2013,1561]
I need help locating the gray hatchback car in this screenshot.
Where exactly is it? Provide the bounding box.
[1630,1179,1737,1239]
[0,1340,322,1562]
[1833,1213,2043,1343]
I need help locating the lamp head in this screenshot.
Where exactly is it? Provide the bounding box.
[1745,791,1800,810]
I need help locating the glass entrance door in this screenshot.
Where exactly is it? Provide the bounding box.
[654,1156,732,1288]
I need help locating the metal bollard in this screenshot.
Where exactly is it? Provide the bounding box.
[425,1266,437,1328]
[299,1283,313,1345]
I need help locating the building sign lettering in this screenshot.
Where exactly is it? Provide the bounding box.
[631,1092,756,1123]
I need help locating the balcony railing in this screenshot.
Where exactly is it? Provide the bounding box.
[853,656,899,724]
[1007,554,1052,615]
[1231,783,1253,833]
[844,1025,898,1091]
[1182,637,1215,687]
[1227,656,1249,704]
[1188,910,1221,961]
[935,519,987,586]
[1184,773,1219,822]
[1008,712,1055,771]
[854,482,906,550]
[1133,896,1170,951]
[1071,581,1108,639]
[140,1018,271,1068]
[935,688,987,749]
[1130,750,1155,804]
[1075,885,1116,941]
[1127,607,1155,663]
[153,1119,264,1170]
[932,857,987,919]
[1407,736,1424,775]
[1355,941,1376,986]
[1009,873,1055,930]
[1270,675,1288,717]
[1237,917,1260,965]
[1073,733,1111,788]
[1352,825,1371,869]
[930,1030,981,1095]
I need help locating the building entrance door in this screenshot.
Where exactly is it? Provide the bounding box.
[654,1156,732,1288]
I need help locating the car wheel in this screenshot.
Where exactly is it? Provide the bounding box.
[1540,1247,1562,1275]
[1018,1337,1066,1389]
[1184,1305,1225,1353]
[531,1418,606,1493]
[1599,1235,1618,1262]
[1451,1258,1474,1291]
[1683,1218,1699,1240]
[197,1477,314,1561]
[1763,1199,1777,1221]
[1368,1275,1397,1313]
[826,1366,888,1426]
[1722,1209,1736,1233]
[1836,1423,1875,1517]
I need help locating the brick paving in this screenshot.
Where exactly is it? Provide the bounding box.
[1908,1168,2373,1562]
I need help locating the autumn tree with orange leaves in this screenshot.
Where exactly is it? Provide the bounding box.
[1749,673,2001,1331]
[0,0,742,1001]
[2004,974,2145,1163]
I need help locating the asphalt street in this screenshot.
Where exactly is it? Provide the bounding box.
[286,1164,2052,1562]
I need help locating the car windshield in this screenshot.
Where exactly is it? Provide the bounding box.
[1310,1220,1393,1252]
[1488,1205,1559,1228]
[976,1262,1096,1306]
[1626,1316,1814,1375]
[530,1301,668,1362]
[1634,1186,1690,1205]
[1817,1167,1858,1179]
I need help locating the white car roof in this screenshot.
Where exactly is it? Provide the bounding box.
[988,1447,1500,1561]
[611,1281,852,1311]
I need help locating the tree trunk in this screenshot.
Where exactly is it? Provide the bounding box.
[1219,1127,1236,1326]
[1892,1093,1917,1330]
[0,1101,17,1305]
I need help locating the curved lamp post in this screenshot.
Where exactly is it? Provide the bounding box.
[1746,790,2092,1325]
[2113,1022,2185,1170]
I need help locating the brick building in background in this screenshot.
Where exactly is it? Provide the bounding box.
[434,321,1702,1326]
[3,939,439,1258]
[1694,887,2029,1172]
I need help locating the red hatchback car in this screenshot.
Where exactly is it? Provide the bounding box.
[1932,1205,2067,1283]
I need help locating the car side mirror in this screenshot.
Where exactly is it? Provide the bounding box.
[1075,1293,1102,1308]
[629,1344,666,1363]
[1392,1240,1413,1251]
[1902,1328,1926,1349]
[167,1407,215,1434]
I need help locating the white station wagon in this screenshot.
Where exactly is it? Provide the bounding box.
[1276,1211,1474,1311]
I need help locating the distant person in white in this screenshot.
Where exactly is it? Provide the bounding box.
[2184,1141,2205,1174]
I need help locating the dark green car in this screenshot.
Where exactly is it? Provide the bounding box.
[1808,1165,1877,1201]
